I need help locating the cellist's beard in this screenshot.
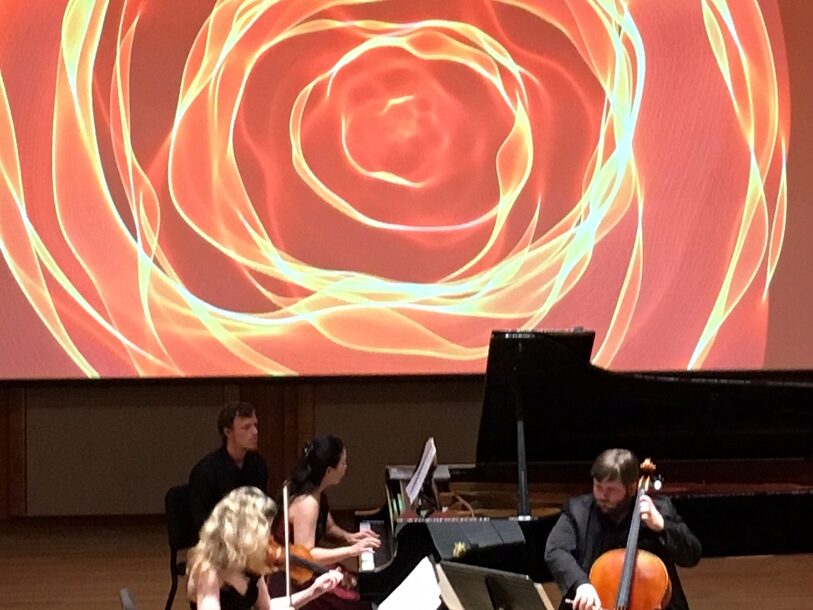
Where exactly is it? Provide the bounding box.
[598,495,634,521]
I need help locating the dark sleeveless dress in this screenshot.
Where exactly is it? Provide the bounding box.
[269,495,371,610]
[190,571,261,610]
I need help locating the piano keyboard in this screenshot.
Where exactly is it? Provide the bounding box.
[359,519,391,571]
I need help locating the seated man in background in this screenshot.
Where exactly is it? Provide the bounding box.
[189,401,269,533]
[544,448,701,610]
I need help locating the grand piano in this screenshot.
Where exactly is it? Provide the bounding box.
[357,329,813,604]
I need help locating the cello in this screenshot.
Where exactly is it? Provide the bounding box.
[588,458,672,610]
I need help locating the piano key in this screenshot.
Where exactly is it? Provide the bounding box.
[358,519,392,571]
[359,521,375,571]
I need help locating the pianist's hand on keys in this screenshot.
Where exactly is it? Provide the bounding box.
[357,522,382,571]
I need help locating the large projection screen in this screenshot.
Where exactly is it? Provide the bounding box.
[0,0,811,379]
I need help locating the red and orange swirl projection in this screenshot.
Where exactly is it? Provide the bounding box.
[0,1,791,378]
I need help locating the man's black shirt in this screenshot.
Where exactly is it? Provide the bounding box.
[188,445,269,533]
[544,494,701,610]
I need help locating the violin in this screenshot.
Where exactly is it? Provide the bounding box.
[588,458,672,610]
[265,538,358,590]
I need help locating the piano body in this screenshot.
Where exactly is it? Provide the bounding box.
[357,330,813,604]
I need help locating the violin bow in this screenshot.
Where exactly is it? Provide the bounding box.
[282,483,292,607]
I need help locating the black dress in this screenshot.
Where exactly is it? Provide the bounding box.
[190,571,261,610]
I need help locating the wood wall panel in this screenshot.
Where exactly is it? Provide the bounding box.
[0,390,8,519]
[239,383,316,494]
[0,387,26,518]
[9,377,478,516]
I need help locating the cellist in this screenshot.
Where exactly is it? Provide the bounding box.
[544,449,701,610]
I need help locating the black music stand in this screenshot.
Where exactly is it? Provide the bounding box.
[439,561,552,610]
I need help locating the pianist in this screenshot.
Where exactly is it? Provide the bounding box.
[269,435,380,610]
[544,449,701,610]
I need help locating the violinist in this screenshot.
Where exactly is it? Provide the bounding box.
[269,435,380,610]
[186,486,343,610]
[544,449,701,610]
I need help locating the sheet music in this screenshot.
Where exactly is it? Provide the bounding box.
[378,556,441,610]
[405,436,436,506]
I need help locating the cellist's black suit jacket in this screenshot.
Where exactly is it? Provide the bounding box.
[544,494,702,610]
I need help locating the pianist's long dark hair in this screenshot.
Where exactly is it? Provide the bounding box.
[286,434,345,498]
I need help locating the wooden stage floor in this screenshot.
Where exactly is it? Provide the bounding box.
[1,518,811,609]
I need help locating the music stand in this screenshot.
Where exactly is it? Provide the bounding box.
[438,562,553,610]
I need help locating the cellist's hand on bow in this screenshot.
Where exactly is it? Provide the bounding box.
[572,583,603,610]
[639,494,665,532]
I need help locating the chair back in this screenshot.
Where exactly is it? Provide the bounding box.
[165,484,197,551]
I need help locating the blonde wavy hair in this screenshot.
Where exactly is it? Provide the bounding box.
[188,486,277,579]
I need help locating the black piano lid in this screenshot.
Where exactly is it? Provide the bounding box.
[475,329,596,465]
[475,329,813,467]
